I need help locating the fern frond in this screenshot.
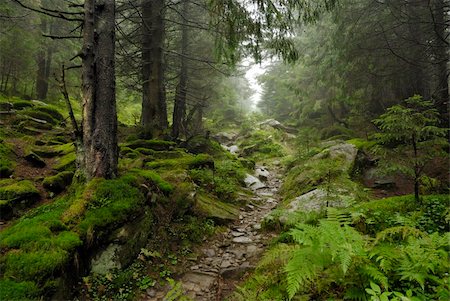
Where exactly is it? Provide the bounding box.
[374,226,425,244]
[284,247,322,299]
[369,243,400,273]
[258,243,297,270]
[344,287,367,301]
[326,207,352,226]
[358,264,389,289]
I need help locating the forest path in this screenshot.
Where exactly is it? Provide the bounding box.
[142,164,283,301]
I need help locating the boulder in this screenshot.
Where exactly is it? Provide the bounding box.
[24,152,46,168]
[213,132,238,145]
[255,166,270,181]
[244,174,266,190]
[258,119,298,134]
[313,142,357,171]
[279,188,353,225]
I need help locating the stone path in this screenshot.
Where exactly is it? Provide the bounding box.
[142,164,282,301]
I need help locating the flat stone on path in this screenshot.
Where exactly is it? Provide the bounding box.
[181,272,216,290]
[232,236,253,244]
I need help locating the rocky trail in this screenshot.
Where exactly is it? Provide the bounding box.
[143,164,283,301]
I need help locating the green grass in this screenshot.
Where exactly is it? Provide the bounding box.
[349,194,449,234]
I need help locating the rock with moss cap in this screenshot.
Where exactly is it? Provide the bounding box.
[43,171,74,193]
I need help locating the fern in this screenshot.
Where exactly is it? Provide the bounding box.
[284,220,367,299]
[397,233,449,290]
[258,243,297,270]
[374,226,425,244]
[358,264,389,289]
[326,207,352,226]
[369,243,400,273]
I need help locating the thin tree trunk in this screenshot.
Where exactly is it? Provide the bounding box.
[36,17,48,100]
[141,0,167,137]
[433,0,449,124]
[412,134,420,203]
[81,0,118,180]
[172,0,189,138]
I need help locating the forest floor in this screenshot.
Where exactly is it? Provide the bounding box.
[142,164,283,301]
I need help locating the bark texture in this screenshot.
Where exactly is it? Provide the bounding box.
[172,0,189,138]
[81,0,118,179]
[141,0,168,136]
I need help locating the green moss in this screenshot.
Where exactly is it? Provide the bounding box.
[281,157,347,200]
[0,142,15,178]
[0,180,39,202]
[53,152,76,171]
[135,147,156,155]
[348,194,449,234]
[145,154,214,170]
[153,149,187,159]
[124,139,176,151]
[183,136,229,158]
[129,169,174,194]
[347,138,376,150]
[9,99,34,110]
[189,159,246,201]
[195,192,239,222]
[0,279,39,300]
[0,225,52,249]
[35,105,64,121]
[238,130,286,160]
[33,143,75,158]
[3,249,68,281]
[21,109,57,125]
[78,177,145,235]
[120,146,136,156]
[321,125,355,140]
[43,171,74,193]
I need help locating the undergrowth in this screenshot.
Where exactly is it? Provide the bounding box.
[232,194,450,301]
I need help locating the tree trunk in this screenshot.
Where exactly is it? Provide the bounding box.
[36,17,49,100]
[172,0,189,138]
[141,0,167,137]
[432,0,449,124]
[81,0,118,180]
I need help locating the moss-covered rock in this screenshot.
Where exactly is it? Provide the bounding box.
[24,151,46,168]
[77,177,145,236]
[43,171,74,193]
[18,119,53,131]
[181,136,228,158]
[145,154,214,170]
[0,142,15,178]
[124,139,176,151]
[194,192,239,223]
[53,152,76,171]
[35,105,64,121]
[33,143,75,158]
[0,279,39,300]
[20,109,57,125]
[0,180,40,220]
[0,179,40,201]
[11,99,34,110]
